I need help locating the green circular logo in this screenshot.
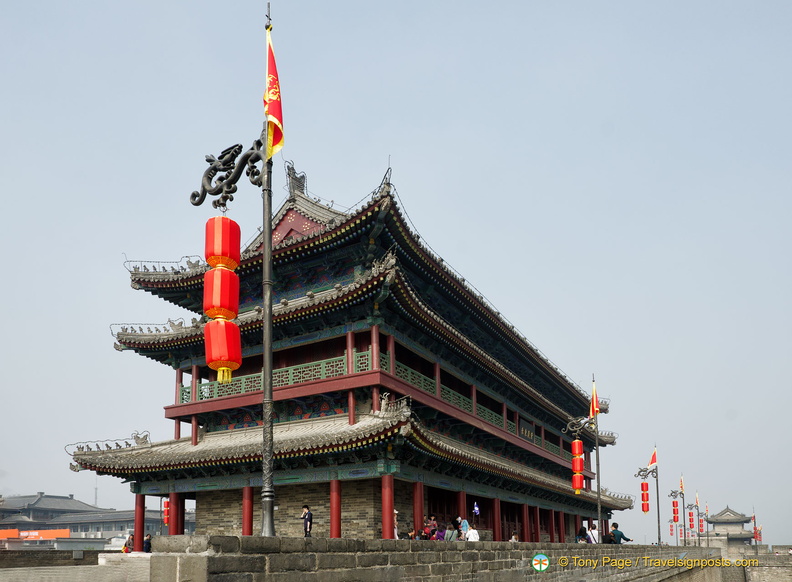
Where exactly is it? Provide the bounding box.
[532,553,550,572]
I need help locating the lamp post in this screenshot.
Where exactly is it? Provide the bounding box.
[685,500,701,547]
[668,489,686,546]
[190,125,276,536]
[634,464,661,546]
[563,416,601,533]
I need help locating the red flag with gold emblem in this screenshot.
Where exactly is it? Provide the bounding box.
[264,26,284,160]
[589,379,600,418]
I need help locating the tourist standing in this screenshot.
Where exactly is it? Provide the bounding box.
[610,523,632,544]
[300,505,313,537]
[588,524,599,543]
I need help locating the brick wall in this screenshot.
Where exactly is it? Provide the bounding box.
[196,479,387,540]
[153,535,731,582]
[0,550,100,569]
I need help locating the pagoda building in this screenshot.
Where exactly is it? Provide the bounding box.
[703,507,761,557]
[68,165,631,542]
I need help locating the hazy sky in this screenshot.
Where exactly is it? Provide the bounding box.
[1,1,789,546]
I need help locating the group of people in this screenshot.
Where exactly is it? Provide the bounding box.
[575,523,632,544]
[122,533,152,553]
[406,514,480,541]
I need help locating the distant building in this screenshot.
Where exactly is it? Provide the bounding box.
[0,492,108,530]
[703,507,764,557]
[0,492,194,546]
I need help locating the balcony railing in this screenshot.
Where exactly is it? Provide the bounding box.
[178,349,577,466]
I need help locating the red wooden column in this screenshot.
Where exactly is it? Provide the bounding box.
[346,331,356,424]
[191,416,199,446]
[381,474,395,539]
[330,480,342,538]
[502,403,508,431]
[134,494,145,551]
[492,498,502,541]
[190,364,199,401]
[387,335,395,374]
[372,327,381,412]
[413,482,424,535]
[520,504,530,544]
[558,510,566,543]
[346,331,355,373]
[575,515,582,538]
[434,362,441,398]
[471,386,477,416]
[548,509,556,542]
[174,369,183,439]
[168,492,179,535]
[242,487,254,535]
[371,326,381,370]
[457,491,467,522]
[532,506,541,542]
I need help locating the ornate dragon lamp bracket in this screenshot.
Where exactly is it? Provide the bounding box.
[190,128,268,210]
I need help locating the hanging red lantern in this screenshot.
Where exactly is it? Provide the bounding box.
[205,216,241,270]
[699,518,704,534]
[640,481,649,514]
[203,216,242,384]
[203,268,240,320]
[570,439,584,494]
[672,500,679,523]
[205,319,242,383]
[163,499,170,526]
[669,524,674,537]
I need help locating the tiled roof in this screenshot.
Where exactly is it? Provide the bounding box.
[0,494,108,513]
[71,402,411,475]
[69,401,628,510]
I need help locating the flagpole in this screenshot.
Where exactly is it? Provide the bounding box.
[654,463,661,545]
[260,3,276,537]
[594,412,601,534]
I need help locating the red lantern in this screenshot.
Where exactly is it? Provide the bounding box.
[163,499,170,525]
[669,524,674,536]
[570,438,584,494]
[699,518,704,534]
[205,216,241,270]
[203,268,240,320]
[203,216,242,384]
[205,319,242,383]
[642,502,649,513]
[672,500,679,522]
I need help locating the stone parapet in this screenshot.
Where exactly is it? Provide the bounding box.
[152,535,733,582]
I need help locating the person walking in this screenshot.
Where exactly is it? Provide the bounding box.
[300,505,313,537]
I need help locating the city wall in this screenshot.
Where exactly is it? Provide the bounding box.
[152,535,736,582]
